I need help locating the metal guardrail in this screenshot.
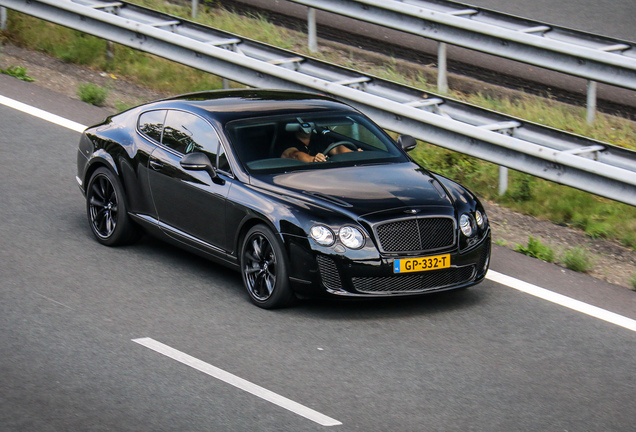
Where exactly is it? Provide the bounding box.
[290,0,636,92]
[1,0,635,206]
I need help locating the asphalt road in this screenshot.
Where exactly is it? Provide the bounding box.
[1,77,636,431]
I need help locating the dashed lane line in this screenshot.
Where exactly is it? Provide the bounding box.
[132,337,342,427]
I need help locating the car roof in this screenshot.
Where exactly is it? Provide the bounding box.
[145,89,359,124]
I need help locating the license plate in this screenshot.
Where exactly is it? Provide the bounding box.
[394,254,451,273]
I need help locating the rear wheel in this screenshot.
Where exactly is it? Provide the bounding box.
[241,224,294,309]
[86,167,139,246]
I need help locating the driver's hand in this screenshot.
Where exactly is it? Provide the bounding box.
[313,152,327,162]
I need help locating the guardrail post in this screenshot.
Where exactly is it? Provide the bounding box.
[106,41,114,61]
[437,42,448,93]
[307,8,318,52]
[586,80,597,124]
[498,166,509,196]
[192,0,198,19]
[1,7,7,31]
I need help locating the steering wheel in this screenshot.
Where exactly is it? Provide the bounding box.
[323,140,358,156]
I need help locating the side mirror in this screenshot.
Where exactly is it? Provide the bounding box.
[397,135,417,152]
[180,152,224,184]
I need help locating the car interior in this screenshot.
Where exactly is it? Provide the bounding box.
[227,115,403,172]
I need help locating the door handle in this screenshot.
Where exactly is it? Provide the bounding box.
[149,160,163,170]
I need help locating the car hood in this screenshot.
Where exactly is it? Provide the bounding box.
[253,162,454,217]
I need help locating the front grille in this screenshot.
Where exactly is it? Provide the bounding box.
[316,255,342,290]
[352,266,474,294]
[375,217,455,253]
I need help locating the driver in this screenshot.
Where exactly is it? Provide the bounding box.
[280,121,354,163]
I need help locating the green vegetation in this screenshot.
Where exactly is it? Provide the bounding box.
[411,143,636,250]
[114,100,135,112]
[631,273,636,291]
[0,65,35,81]
[2,2,635,249]
[515,236,555,263]
[561,246,594,273]
[77,83,108,106]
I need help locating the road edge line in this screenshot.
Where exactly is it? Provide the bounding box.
[487,270,636,332]
[0,94,87,132]
[3,95,633,335]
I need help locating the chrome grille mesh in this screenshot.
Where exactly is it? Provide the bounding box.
[316,255,342,290]
[352,266,474,294]
[375,217,455,253]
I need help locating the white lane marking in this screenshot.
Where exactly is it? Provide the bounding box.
[2,95,634,334]
[132,337,342,427]
[0,94,86,132]
[487,270,636,333]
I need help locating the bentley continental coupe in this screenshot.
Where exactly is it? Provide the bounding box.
[76,89,491,308]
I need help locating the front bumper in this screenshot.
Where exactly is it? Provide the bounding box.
[286,231,491,298]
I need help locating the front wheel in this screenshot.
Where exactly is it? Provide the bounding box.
[241,224,294,309]
[86,167,139,246]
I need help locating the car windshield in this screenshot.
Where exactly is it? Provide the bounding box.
[226,112,408,173]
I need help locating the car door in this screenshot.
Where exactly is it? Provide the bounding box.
[148,109,231,252]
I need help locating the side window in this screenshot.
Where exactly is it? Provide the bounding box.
[218,144,230,173]
[162,110,220,157]
[138,110,166,142]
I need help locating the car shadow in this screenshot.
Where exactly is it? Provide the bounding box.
[74,221,487,320]
[289,287,486,321]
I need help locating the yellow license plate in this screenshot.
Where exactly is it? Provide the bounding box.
[393,254,451,273]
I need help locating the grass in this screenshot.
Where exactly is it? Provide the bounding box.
[78,83,108,106]
[561,246,594,273]
[515,236,555,263]
[631,273,636,291]
[0,65,35,81]
[2,3,635,250]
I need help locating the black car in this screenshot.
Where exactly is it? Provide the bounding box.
[76,89,490,308]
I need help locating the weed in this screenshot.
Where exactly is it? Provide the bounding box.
[631,272,636,291]
[515,236,555,263]
[78,83,108,106]
[505,174,535,203]
[561,246,594,273]
[0,65,35,81]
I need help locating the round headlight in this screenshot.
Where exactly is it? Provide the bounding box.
[339,226,365,249]
[475,210,485,228]
[310,225,335,246]
[460,213,474,237]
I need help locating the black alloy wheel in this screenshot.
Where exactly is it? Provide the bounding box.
[241,224,294,309]
[86,167,138,246]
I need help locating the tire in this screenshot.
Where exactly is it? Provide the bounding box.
[240,224,294,309]
[86,167,139,246]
